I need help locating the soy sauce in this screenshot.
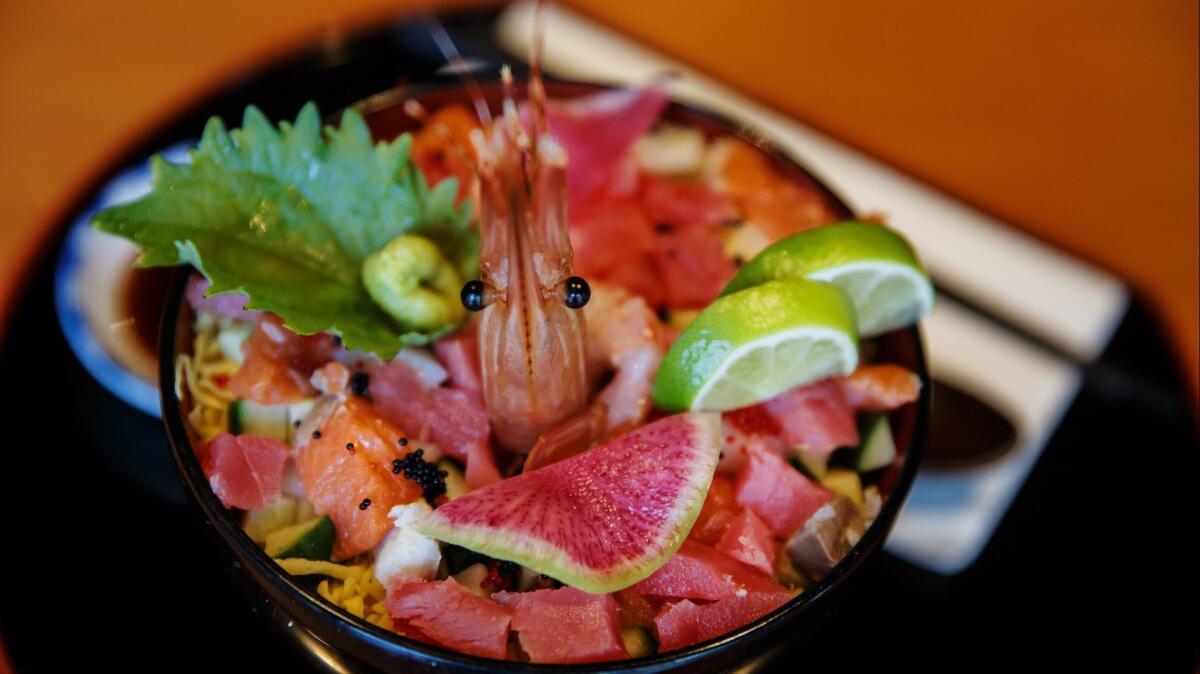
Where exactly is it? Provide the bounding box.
[120,265,177,360]
[923,379,1018,469]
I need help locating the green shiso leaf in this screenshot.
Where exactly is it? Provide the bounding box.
[91,102,475,358]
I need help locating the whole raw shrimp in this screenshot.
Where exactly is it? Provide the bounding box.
[524,281,665,470]
[467,69,590,452]
[430,29,665,456]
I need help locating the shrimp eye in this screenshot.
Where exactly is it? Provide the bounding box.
[563,276,590,309]
[461,280,488,312]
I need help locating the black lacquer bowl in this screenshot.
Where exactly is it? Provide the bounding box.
[161,80,930,674]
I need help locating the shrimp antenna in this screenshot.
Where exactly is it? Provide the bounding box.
[427,16,493,126]
[526,0,550,138]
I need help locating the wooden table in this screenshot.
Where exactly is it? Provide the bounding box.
[1,0,1195,399]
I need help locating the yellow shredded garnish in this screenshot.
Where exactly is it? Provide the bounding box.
[180,312,394,630]
[275,558,362,580]
[175,314,241,441]
[289,560,392,629]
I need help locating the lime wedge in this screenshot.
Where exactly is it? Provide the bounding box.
[722,221,934,337]
[653,279,859,412]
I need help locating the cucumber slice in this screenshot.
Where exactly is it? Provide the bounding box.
[856,415,896,472]
[265,516,335,561]
[229,399,290,442]
[242,496,299,544]
[217,322,255,365]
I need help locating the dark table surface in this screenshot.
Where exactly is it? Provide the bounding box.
[1,8,1195,673]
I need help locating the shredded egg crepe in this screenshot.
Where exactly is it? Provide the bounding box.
[274,560,391,629]
[174,314,241,440]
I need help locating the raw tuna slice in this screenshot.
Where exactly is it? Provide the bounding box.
[653,600,701,653]
[229,314,338,405]
[692,591,791,644]
[716,509,777,576]
[635,540,786,601]
[723,402,782,438]
[762,379,858,456]
[432,323,483,403]
[719,406,789,475]
[653,589,791,654]
[653,225,737,309]
[369,359,491,465]
[295,398,423,559]
[569,197,655,278]
[841,364,922,412]
[544,83,669,207]
[416,413,722,593]
[639,174,734,230]
[493,587,627,663]
[688,475,739,545]
[464,439,501,490]
[594,152,643,201]
[719,379,856,472]
[387,578,512,660]
[603,254,666,308]
[202,433,289,511]
[734,445,833,537]
[614,586,662,629]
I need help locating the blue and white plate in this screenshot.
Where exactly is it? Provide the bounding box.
[53,142,192,418]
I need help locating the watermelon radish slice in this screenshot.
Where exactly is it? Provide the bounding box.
[416,412,722,593]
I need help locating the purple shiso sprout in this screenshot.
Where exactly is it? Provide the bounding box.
[185,275,263,321]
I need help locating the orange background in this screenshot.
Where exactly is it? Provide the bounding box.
[0,0,1196,399]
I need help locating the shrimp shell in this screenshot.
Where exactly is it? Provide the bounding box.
[475,75,589,452]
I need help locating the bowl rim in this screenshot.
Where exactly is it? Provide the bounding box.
[159,78,930,673]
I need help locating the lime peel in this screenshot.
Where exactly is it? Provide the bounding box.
[653,279,860,412]
[808,259,934,336]
[691,325,858,411]
[723,220,933,337]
